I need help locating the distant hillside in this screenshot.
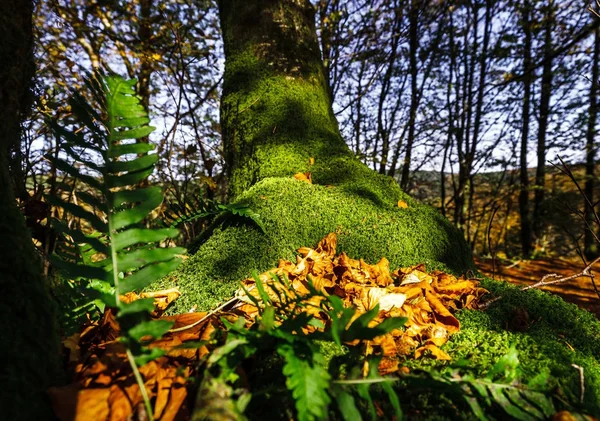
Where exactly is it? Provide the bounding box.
[398,164,596,259]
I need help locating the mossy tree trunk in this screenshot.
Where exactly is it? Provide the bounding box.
[219,0,353,198]
[162,0,471,316]
[0,1,61,419]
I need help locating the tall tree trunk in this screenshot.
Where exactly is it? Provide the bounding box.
[174,0,472,320]
[533,0,554,244]
[585,27,600,259]
[138,0,153,111]
[400,0,419,190]
[218,0,350,197]
[0,0,61,418]
[519,2,534,257]
[378,1,401,176]
[465,0,491,248]
[440,7,457,218]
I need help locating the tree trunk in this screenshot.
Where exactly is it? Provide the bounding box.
[585,27,600,260]
[399,0,419,191]
[164,0,472,317]
[533,0,554,245]
[0,0,61,418]
[519,2,533,258]
[219,0,349,198]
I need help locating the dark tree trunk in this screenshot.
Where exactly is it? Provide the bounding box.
[533,0,554,243]
[138,0,153,111]
[519,2,534,258]
[0,0,61,418]
[585,27,600,260]
[377,2,401,176]
[400,0,419,190]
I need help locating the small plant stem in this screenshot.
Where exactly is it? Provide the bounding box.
[126,348,154,421]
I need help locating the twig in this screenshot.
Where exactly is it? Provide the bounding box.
[167,296,239,333]
[167,285,257,333]
[506,259,522,269]
[479,257,600,309]
[520,256,600,291]
[572,364,585,404]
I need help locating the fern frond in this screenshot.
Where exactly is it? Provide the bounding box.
[50,72,185,370]
[278,344,331,421]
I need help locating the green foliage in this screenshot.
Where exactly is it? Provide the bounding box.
[403,347,557,420]
[48,72,185,419]
[193,273,599,420]
[195,273,407,421]
[161,196,266,247]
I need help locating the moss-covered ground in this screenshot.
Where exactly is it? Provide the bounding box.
[153,176,472,314]
[151,174,600,417]
[402,279,600,417]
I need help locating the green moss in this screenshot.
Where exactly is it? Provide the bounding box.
[402,279,600,415]
[153,176,472,313]
[0,153,62,420]
[152,173,600,416]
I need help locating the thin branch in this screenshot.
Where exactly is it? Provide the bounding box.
[479,257,600,309]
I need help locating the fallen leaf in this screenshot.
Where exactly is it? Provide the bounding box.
[293,172,312,183]
[414,344,452,360]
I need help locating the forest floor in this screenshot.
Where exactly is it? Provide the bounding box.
[475,256,600,318]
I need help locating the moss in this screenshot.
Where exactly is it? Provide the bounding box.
[153,176,472,314]
[0,153,62,420]
[402,279,600,415]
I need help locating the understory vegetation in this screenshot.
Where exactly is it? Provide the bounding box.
[39,73,600,421]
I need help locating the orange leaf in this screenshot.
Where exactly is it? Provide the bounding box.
[414,344,451,360]
[74,388,111,421]
[397,200,408,208]
[293,172,312,183]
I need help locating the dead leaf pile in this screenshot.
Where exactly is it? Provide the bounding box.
[238,233,488,374]
[49,306,226,421]
[50,233,487,420]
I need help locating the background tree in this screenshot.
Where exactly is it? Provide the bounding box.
[585,26,600,260]
[0,0,61,419]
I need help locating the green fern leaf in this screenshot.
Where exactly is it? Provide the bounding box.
[278,344,331,421]
[49,72,185,379]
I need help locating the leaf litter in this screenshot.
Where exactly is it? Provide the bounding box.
[49,233,488,420]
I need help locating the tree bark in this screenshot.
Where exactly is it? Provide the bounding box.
[218,0,349,198]
[533,0,554,244]
[399,0,420,190]
[0,0,61,418]
[585,27,600,259]
[519,2,533,258]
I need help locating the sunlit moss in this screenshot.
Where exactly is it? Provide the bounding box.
[403,279,600,415]
[153,176,472,314]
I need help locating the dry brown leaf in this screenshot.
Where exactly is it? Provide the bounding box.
[293,172,312,183]
[160,376,188,421]
[414,344,452,360]
[108,384,133,421]
[397,200,408,208]
[75,388,111,421]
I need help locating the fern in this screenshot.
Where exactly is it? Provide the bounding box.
[48,71,185,420]
[278,344,331,421]
[199,272,407,420]
[162,198,266,235]
[404,347,557,420]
